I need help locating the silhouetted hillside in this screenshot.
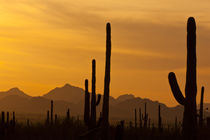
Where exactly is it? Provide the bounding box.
[0,84,209,124]
[0,87,31,99]
[43,84,84,103]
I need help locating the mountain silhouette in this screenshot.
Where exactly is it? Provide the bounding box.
[43,84,84,103]
[0,84,209,124]
[0,87,31,99]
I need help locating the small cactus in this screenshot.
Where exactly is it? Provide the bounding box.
[158,105,162,131]
[67,108,70,121]
[143,103,148,128]
[12,112,15,126]
[6,112,9,125]
[51,100,54,124]
[134,108,137,128]
[139,108,142,128]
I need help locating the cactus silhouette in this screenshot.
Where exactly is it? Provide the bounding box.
[6,112,9,125]
[102,22,111,126]
[67,108,70,121]
[51,100,54,124]
[12,112,15,126]
[139,108,142,128]
[134,108,137,128]
[199,86,204,128]
[91,59,101,127]
[101,22,111,140]
[143,103,148,128]
[115,120,124,140]
[84,79,90,125]
[168,17,197,139]
[158,105,162,131]
[83,60,101,128]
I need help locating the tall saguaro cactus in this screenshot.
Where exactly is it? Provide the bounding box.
[168,17,197,139]
[199,86,205,128]
[102,22,111,126]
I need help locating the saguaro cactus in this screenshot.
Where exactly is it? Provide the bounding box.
[12,112,15,126]
[101,22,111,140]
[6,112,9,125]
[84,79,90,125]
[84,61,101,128]
[143,103,148,128]
[158,105,162,131]
[134,108,137,128]
[168,17,197,139]
[91,59,97,126]
[199,86,204,128]
[67,108,70,121]
[51,100,54,124]
[139,108,142,128]
[102,22,111,126]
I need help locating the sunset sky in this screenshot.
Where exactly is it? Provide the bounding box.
[0,0,210,106]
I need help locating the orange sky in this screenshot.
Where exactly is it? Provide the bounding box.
[0,0,210,107]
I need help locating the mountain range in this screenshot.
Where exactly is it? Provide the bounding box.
[0,84,209,125]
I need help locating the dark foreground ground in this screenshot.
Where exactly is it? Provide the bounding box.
[0,119,210,140]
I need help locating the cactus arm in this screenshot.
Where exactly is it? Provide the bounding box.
[96,94,101,106]
[168,72,186,105]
